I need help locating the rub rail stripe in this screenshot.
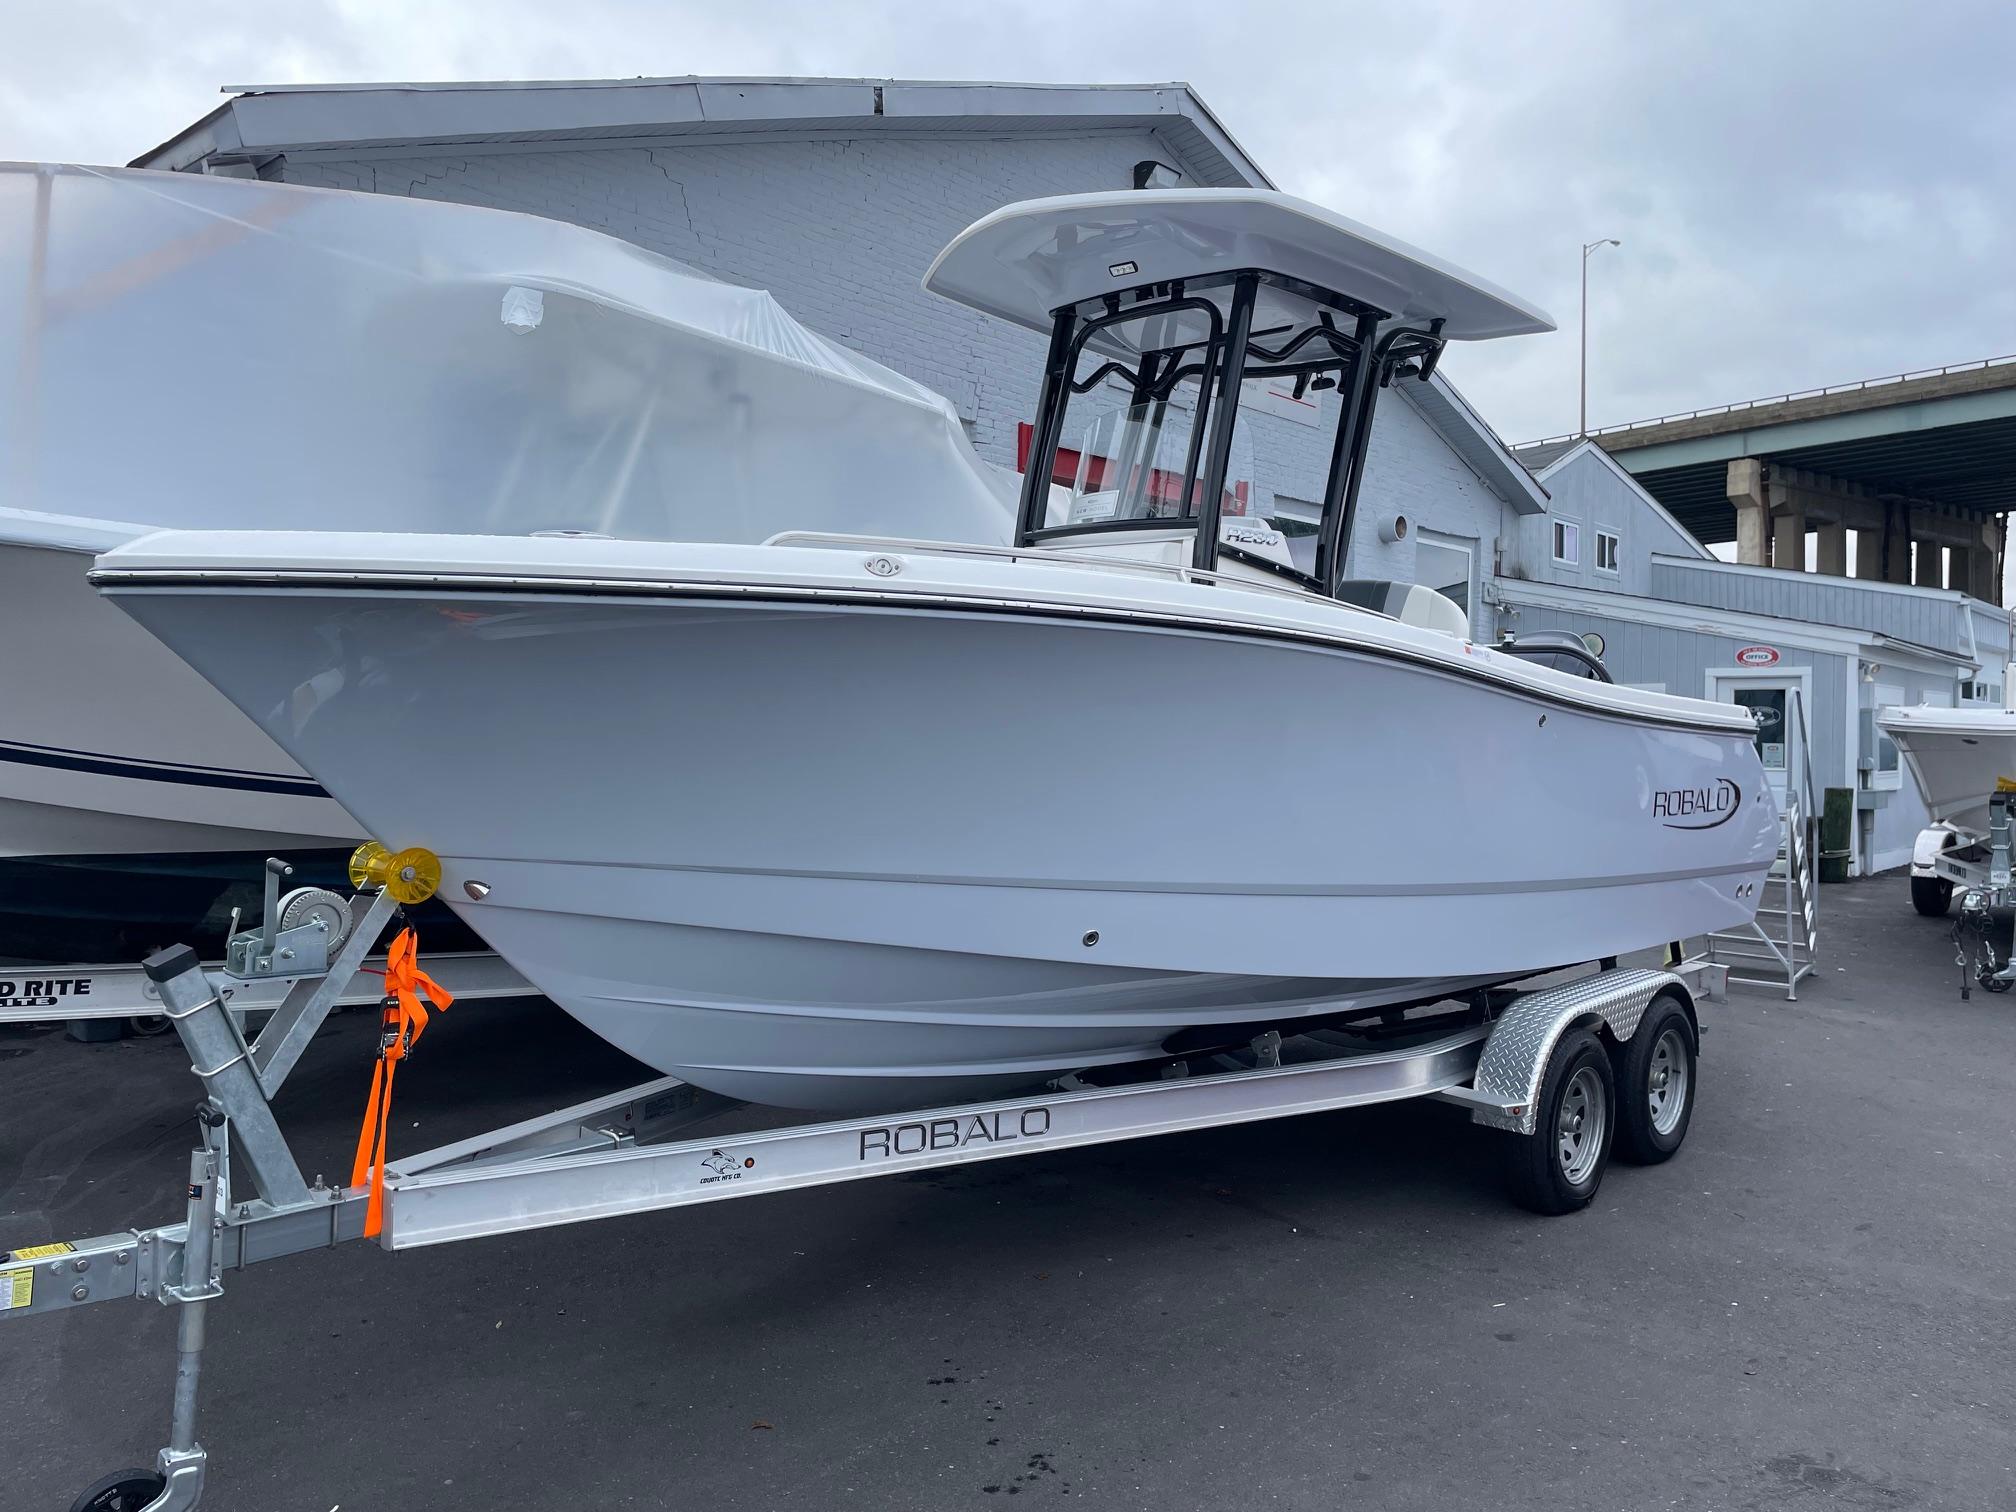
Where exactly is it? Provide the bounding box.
[93,567,1758,738]
[0,738,329,797]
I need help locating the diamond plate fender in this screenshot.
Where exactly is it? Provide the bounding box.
[1466,968,1689,1135]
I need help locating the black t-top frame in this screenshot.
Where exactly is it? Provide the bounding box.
[1013,268,1447,599]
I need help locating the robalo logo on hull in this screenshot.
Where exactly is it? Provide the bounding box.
[1653,778,1743,830]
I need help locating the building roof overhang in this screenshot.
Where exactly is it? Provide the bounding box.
[1400,374,1551,516]
[131,76,1273,190]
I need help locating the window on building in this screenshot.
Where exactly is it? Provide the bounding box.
[1552,519,1580,566]
[1733,687,1788,771]
[1595,530,1620,574]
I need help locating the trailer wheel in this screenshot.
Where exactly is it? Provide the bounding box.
[1910,876,1953,917]
[1613,994,1695,1165]
[69,1468,165,1512]
[1501,1028,1613,1215]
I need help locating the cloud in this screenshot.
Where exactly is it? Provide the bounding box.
[4,0,2011,440]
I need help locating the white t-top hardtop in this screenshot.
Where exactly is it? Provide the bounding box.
[1878,704,2016,734]
[97,529,1750,735]
[923,189,1556,342]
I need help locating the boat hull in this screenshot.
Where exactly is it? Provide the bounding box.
[1879,705,2016,838]
[0,537,363,959]
[105,552,1776,1110]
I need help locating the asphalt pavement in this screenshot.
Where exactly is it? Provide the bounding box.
[4,874,2012,1510]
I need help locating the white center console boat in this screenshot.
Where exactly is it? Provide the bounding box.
[93,189,1778,1111]
[1882,670,2016,986]
[1880,700,2016,841]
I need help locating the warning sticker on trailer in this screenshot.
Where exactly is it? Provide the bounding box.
[2,1268,29,1310]
[9,1242,74,1261]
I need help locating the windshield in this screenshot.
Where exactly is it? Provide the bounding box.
[1041,292,1273,535]
[1053,375,1254,530]
[1028,280,1363,580]
[1014,270,1437,592]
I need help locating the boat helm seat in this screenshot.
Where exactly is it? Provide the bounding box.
[1334,580,1469,639]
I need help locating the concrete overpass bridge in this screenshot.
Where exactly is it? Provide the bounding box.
[1516,355,2016,602]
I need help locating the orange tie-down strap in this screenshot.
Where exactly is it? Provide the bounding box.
[350,928,454,1238]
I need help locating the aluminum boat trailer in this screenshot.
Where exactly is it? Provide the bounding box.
[3,861,1724,1512]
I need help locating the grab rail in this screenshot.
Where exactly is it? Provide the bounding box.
[1789,685,1818,832]
[1787,685,1818,954]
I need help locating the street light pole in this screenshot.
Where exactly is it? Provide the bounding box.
[1580,237,1620,437]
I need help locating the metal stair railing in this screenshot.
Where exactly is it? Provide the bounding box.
[1707,686,1819,998]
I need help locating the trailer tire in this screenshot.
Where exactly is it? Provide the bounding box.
[1911,876,1953,917]
[1613,994,1695,1165]
[1500,1028,1613,1215]
[69,1468,165,1512]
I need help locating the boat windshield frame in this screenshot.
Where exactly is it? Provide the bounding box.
[1014,268,1447,599]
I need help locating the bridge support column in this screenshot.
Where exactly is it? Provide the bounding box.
[1883,509,1912,584]
[1965,521,2000,603]
[1853,527,1884,580]
[1814,521,1849,577]
[1914,537,1946,588]
[1958,544,1990,601]
[1771,505,1806,572]
[1727,459,1768,566]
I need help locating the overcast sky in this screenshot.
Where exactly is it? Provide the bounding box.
[6,0,2012,443]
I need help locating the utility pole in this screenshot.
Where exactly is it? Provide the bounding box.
[1580,238,1621,437]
